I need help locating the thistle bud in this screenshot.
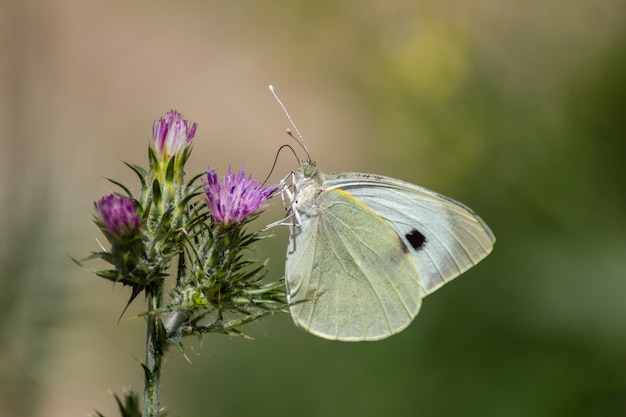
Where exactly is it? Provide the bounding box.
[94,194,140,236]
[151,111,197,161]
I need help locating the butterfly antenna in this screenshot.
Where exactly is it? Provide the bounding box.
[268,85,311,162]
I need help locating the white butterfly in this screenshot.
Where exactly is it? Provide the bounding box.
[270,87,495,341]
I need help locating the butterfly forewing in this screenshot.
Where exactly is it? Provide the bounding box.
[323,173,495,294]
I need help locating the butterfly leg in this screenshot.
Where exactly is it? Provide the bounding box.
[262,171,298,231]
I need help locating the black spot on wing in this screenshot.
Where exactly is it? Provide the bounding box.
[405,229,427,251]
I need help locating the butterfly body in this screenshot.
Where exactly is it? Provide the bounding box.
[285,161,495,341]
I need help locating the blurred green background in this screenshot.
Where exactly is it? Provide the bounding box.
[1,1,625,416]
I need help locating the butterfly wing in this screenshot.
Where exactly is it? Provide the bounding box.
[323,173,495,295]
[286,186,423,341]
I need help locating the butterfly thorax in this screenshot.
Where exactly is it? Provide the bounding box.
[293,161,326,218]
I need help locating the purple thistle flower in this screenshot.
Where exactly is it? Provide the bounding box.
[95,194,140,236]
[202,166,278,227]
[152,111,197,158]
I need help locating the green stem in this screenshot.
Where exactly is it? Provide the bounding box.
[142,288,163,417]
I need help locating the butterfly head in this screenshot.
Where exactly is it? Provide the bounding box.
[302,160,317,178]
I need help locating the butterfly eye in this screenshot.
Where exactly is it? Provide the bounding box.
[303,162,317,177]
[405,229,427,251]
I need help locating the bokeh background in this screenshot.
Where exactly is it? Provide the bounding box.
[2,1,625,416]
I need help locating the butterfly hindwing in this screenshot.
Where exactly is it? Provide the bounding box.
[286,187,423,341]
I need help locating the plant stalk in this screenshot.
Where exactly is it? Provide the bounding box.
[142,288,163,417]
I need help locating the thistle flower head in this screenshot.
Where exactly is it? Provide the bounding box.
[94,194,140,236]
[202,166,278,227]
[151,111,197,159]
